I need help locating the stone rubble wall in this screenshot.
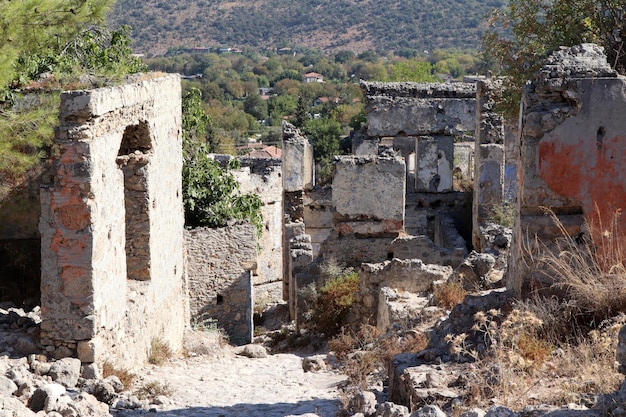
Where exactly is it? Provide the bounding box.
[350,259,452,329]
[361,81,476,196]
[508,44,626,296]
[184,224,256,345]
[39,74,187,368]
[472,79,506,251]
[361,82,476,138]
[228,157,283,302]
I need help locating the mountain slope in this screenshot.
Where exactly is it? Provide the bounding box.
[109,0,506,56]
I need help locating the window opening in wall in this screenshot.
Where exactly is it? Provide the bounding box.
[216,294,224,305]
[116,121,152,281]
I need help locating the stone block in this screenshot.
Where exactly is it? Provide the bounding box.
[282,122,314,192]
[416,136,454,192]
[361,82,476,137]
[332,155,405,222]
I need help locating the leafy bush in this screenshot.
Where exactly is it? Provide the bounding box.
[310,270,359,336]
[182,89,263,234]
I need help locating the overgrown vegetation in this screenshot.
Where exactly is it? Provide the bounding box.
[483,0,626,117]
[135,381,173,400]
[308,266,359,337]
[440,209,626,410]
[0,2,145,187]
[181,88,264,234]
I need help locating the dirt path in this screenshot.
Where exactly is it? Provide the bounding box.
[114,346,346,417]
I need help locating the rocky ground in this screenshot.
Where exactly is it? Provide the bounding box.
[1,282,626,417]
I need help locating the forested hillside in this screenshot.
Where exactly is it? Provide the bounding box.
[109,0,506,56]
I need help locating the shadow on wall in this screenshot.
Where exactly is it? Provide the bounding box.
[0,170,45,308]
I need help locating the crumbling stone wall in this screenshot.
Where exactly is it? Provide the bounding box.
[361,81,476,194]
[508,44,626,296]
[351,259,452,330]
[229,157,283,302]
[184,224,256,344]
[281,122,315,318]
[40,74,187,368]
[473,79,506,251]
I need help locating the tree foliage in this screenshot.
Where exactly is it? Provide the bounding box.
[181,88,263,234]
[0,0,117,94]
[483,0,626,117]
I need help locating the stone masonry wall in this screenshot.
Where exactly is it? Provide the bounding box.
[473,79,505,251]
[350,259,452,330]
[184,224,256,345]
[508,44,626,296]
[39,74,187,368]
[362,82,476,195]
[231,157,283,302]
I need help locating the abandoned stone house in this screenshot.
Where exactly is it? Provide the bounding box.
[0,43,624,368]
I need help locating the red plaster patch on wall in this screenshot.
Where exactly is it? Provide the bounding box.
[539,135,626,258]
[56,204,90,231]
[61,266,91,298]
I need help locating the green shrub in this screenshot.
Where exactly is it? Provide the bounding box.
[182,89,263,235]
[311,271,359,336]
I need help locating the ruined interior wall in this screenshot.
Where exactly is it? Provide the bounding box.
[350,259,452,329]
[508,44,626,296]
[231,158,283,302]
[184,224,256,345]
[473,79,505,251]
[40,74,187,367]
[303,187,333,258]
[362,82,476,138]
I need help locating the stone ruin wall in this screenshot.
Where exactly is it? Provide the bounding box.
[39,74,187,368]
[231,157,283,302]
[472,79,506,252]
[184,224,256,345]
[508,44,626,296]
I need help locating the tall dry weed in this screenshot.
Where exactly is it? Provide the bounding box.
[527,207,626,323]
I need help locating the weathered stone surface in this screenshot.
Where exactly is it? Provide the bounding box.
[333,155,405,226]
[48,358,81,388]
[236,344,268,358]
[282,121,314,192]
[362,82,476,137]
[617,325,626,374]
[231,158,283,291]
[30,383,66,412]
[410,405,447,417]
[352,259,452,328]
[0,376,17,397]
[509,44,626,297]
[40,74,187,368]
[185,224,256,345]
[375,401,410,417]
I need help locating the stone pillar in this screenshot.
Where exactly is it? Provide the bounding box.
[472,79,506,251]
[508,44,626,296]
[281,122,314,314]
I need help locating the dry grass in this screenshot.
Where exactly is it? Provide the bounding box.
[528,207,626,323]
[446,302,624,410]
[434,281,468,309]
[102,362,135,388]
[134,380,173,400]
[148,338,172,365]
[330,324,429,391]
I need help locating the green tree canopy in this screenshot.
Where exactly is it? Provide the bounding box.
[483,0,626,116]
[0,0,114,94]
